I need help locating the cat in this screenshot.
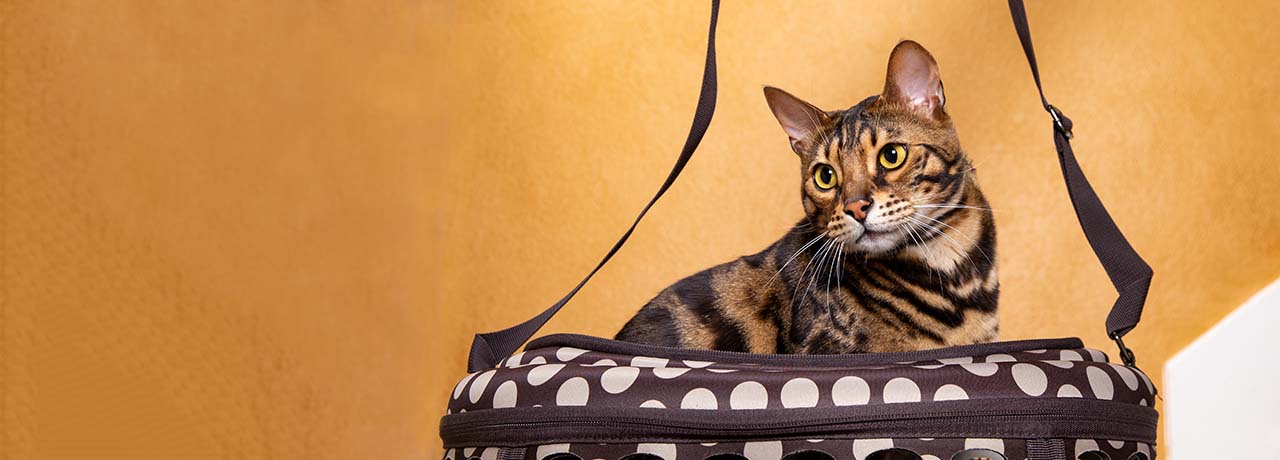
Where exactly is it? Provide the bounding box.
[616,41,997,354]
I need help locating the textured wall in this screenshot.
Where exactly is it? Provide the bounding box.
[4,1,1279,458]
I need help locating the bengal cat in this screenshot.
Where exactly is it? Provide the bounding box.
[616,41,997,354]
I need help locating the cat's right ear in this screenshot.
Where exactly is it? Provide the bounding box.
[763,86,828,155]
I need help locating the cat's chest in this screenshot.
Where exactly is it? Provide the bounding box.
[779,261,996,353]
[787,308,997,354]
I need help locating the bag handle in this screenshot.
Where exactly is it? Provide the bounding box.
[1007,0,1152,366]
[466,0,720,372]
[466,0,1152,372]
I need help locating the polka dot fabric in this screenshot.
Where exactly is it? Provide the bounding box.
[447,341,1155,414]
[444,438,1155,460]
[442,335,1159,460]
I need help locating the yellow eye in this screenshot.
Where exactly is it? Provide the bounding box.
[813,165,837,190]
[879,144,908,170]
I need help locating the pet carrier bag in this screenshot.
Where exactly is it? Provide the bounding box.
[441,2,1158,459]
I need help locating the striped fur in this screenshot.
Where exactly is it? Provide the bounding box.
[617,41,998,354]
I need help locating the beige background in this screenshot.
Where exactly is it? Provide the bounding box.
[4,1,1279,458]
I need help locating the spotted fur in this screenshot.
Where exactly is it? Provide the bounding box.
[617,41,998,354]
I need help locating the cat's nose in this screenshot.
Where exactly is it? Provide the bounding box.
[844,199,872,222]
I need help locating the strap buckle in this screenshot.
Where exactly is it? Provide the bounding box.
[1046,104,1073,139]
[1112,333,1137,368]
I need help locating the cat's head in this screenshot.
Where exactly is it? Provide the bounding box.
[764,40,974,256]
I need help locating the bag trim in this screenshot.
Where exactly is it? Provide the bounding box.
[526,334,1089,367]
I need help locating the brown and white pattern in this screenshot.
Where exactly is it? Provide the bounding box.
[448,343,1154,414]
[442,336,1158,460]
[445,437,1153,460]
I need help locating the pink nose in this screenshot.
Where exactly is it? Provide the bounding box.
[845,199,871,222]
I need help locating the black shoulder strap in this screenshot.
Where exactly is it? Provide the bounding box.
[1008,0,1152,366]
[465,0,1151,372]
[466,0,720,372]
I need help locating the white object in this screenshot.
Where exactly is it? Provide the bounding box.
[1165,277,1280,459]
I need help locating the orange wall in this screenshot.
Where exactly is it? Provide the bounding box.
[4,1,1279,458]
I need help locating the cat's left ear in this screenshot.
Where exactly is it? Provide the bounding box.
[763,86,829,155]
[881,40,946,118]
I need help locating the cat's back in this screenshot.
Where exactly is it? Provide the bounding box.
[615,249,784,353]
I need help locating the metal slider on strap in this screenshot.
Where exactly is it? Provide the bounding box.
[1046,104,1073,139]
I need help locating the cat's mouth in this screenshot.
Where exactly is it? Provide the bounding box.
[828,224,889,242]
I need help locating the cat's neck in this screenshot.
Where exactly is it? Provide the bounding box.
[893,187,995,278]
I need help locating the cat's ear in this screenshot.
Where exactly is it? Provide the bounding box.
[881,40,946,118]
[763,86,829,154]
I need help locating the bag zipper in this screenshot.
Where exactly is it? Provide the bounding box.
[440,399,1156,447]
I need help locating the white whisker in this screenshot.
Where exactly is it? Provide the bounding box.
[825,240,841,304]
[912,213,993,267]
[836,241,846,297]
[912,204,995,213]
[900,219,938,288]
[795,239,836,313]
[825,240,846,328]
[793,239,833,301]
[905,216,985,285]
[763,233,826,291]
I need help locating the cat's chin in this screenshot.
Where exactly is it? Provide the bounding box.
[850,229,903,256]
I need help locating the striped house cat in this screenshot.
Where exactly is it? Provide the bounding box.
[616,41,997,354]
